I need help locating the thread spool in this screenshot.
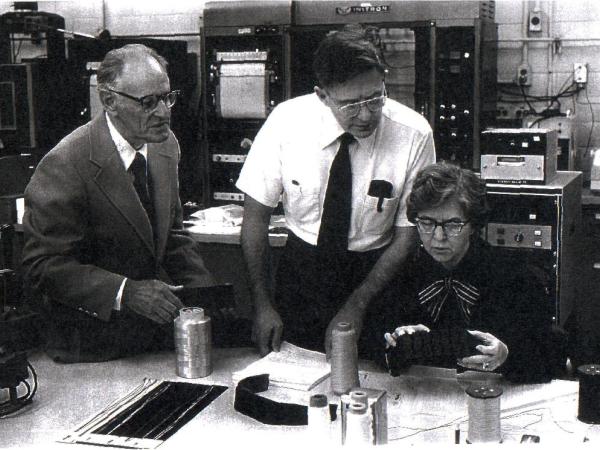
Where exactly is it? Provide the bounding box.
[174,307,212,378]
[466,385,502,444]
[307,394,331,442]
[350,390,368,407]
[330,322,360,395]
[344,402,372,445]
[578,364,600,424]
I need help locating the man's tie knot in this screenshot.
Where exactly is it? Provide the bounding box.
[130,151,147,177]
[340,132,355,148]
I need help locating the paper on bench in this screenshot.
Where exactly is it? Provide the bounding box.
[232,342,330,391]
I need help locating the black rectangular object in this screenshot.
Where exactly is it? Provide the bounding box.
[481,128,556,156]
[385,328,479,376]
[93,381,227,441]
[0,64,37,152]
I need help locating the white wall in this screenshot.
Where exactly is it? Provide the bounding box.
[496,0,600,176]
[2,0,600,175]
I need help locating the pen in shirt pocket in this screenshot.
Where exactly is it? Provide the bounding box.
[291,179,301,192]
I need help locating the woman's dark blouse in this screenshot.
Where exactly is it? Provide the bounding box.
[376,237,560,383]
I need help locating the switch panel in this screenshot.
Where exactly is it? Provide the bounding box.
[487,223,552,250]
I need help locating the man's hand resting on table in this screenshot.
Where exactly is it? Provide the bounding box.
[252,303,283,356]
[123,279,184,323]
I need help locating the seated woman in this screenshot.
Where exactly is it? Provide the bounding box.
[377,162,563,383]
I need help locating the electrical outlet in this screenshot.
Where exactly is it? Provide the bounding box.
[516,64,531,86]
[574,63,587,84]
[529,11,542,33]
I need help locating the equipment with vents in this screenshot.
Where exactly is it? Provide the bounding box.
[481,128,558,184]
[200,0,498,206]
[1,223,40,418]
[485,171,581,326]
[523,115,577,171]
[201,1,290,206]
[0,10,65,63]
[290,0,497,169]
[0,10,70,160]
[0,63,48,155]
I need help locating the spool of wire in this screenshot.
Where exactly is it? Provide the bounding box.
[307,394,331,442]
[350,390,368,407]
[174,307,212,378]
[330,322,359,395]
[578,364,600,424]
[344,402,372,445]
[466,385,502,444]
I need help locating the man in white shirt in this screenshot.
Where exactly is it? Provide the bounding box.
[237,29,436,357]
[22,44,215,362]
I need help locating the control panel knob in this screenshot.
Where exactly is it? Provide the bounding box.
[240,138,253,150]
[514,232,525,243]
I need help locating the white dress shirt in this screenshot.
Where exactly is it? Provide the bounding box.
[236,93,436,252]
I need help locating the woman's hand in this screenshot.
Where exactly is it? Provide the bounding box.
[384,324,431,348]
[460,330,509,371]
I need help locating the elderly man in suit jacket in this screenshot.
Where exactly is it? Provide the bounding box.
[22,44,215,363]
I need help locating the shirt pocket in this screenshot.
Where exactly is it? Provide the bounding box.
[283,179,321,227]
[359,194,400,235]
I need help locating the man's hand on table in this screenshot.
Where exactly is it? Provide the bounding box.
[123,279,184,323]
[252,303,283,356]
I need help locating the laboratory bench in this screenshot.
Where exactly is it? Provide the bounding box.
[0,347,597,449]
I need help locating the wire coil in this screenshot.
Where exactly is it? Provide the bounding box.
[344,402,372,445]
[330,322,359,395]
[578,364,600,424]
[466,385,502,444]
[307,394,331,442]
[350,390,368,406]
[174,307,212,378]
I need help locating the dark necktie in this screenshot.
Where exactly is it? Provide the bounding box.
[129,151,154,227]
[317,132,354,253]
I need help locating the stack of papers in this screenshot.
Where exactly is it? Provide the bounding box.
[190,204,244,226]
[185,204,243,235]
[232,342,331,391]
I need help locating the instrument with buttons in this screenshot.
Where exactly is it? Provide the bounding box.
[487,223,552,250]
[202,2,289,207]
[484,172,582,326]
[481,128,558,184]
